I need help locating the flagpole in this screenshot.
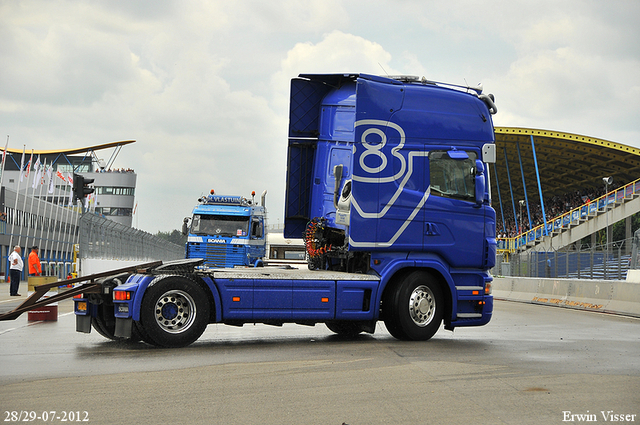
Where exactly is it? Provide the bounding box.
[56,173,73,264]
[53,173,69,265]
[1,136,8,266]
[0,135,9,189]
[45,171,60,260]
[9,146,26,256]
[17,150,33,250]
[25,156,41,250]
[72,198,82,267]
[133,202,138,229]
[37,162,54,270]
[47,170,67,259]
[55,201,66,266]
[29,158,46,252]
[61,181,76,271]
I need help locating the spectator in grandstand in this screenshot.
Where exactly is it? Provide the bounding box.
[497,184,614,238]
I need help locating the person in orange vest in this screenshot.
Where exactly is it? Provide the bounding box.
[28,246,42,276]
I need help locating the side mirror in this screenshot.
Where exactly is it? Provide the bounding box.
[482,143,496,163]
[181,217,190,236]
[474,160,485,207]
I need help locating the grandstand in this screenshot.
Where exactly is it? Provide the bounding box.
[493,127,640,279]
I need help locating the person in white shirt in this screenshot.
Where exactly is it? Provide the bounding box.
[8,246,23,296]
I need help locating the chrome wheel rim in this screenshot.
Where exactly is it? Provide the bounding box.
[154,290,196,334]
[408,285,436,327]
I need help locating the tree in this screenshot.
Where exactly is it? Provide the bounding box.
[155,229,187,246]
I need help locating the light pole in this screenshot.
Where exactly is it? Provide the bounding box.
[603,177,612,258]
[519,200,525,236]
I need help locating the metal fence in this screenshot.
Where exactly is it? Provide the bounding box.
[79,213,184,261]
[494,237,635,281]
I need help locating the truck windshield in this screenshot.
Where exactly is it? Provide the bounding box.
[429,150,478,201]
[191,214,250,237]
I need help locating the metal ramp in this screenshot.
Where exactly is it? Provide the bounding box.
[0,261,161,321]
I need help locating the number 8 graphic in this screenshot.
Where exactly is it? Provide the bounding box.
[359,127,388,174]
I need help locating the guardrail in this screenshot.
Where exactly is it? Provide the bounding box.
[493,276,640,318]
[497,177,640,253]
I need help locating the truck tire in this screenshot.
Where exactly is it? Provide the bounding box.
[138,276,210,348]
[92,303,141,342]
[91,304,120,340]
[383,271,443,341]
[325,320,365,337]
[133,320,155,345]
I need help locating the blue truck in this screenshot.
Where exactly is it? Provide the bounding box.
[182,190,267,268]
[74,73,498,347]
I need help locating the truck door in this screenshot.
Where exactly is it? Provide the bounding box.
[424,149,485,268]
[248,216,266,261]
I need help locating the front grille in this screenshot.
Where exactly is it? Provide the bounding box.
[188,243,246,268]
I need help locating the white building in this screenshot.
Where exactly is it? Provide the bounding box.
[1,141,137,227]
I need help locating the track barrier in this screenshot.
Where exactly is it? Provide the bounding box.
[493,277,640,318]
[27,276,60,321]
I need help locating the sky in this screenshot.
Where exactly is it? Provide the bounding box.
[1,0,639,234]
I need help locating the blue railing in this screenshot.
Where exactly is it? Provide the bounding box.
[497,178,640,253]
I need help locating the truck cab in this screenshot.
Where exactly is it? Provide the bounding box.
[284,73,497,333]
[183,190,267,268]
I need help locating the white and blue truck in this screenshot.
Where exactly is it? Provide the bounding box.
[182,190,267,268]
[72,73,498,347]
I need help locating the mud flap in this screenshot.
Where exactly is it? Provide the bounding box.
[114,317,133,338]
[76,315,92,333]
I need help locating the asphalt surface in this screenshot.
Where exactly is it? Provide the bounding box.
[0,279,638,425]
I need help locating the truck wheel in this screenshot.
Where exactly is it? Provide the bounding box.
[325,320,365,337]
[139,276,210,348]
[133,320,155,345]
[383,271,443,341]
[91,304,120,340]
[92,304,141,342]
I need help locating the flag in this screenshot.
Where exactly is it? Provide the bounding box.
[47,165,54,194]
[40,160,46,186]
[19,147,25,182]
[32,156,41,188]
[0,136,9,188]
[56,170,65,181]
[24,151,33,180]
[1,138,7,169]
[67,173,73,206]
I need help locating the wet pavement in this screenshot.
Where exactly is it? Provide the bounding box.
[0,279,639,424]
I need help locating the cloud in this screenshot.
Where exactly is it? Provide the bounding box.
[484,0,640,143]
[271,30,399,112]
[1,0,638,233]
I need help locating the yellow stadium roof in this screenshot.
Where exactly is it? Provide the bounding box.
[2,140,135,156]
[493,127,640,201]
